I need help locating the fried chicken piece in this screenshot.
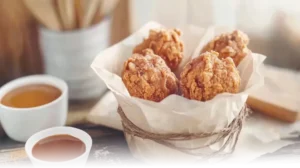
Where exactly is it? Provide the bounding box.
[180,51,241,101]
[122,49,179,102]
[201,30,250,66]
[133,28,184,71]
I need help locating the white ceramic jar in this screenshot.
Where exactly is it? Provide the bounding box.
[40,18,110,100]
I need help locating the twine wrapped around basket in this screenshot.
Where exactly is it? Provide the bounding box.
[117,105,251,158]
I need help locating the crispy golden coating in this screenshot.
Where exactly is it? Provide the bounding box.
[133,28,184,71]
[122,49,179,102]
[180,51,241,101]
[201,30,250,66]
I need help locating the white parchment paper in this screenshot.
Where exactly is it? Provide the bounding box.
[91,22,266,163]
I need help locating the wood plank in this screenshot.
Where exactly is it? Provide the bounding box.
[247,97,298,123]
[0,124,300,168]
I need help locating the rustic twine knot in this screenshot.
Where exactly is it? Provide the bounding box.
[117,105,251,158]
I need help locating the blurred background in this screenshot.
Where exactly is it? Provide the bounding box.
[0,0,299,106]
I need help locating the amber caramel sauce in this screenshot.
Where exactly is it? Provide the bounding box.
[1,84,61,108]
[32,134,86,162]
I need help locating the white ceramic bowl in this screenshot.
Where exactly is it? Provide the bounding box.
[25,126,92,167]
[0,75,68,142]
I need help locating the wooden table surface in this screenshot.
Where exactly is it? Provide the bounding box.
[0,124,300,168]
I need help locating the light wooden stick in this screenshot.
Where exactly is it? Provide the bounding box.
[64,0,76,30]
[56,0,67,30]
[57,0,75,30]
[82,0,101,28]
[23,0,61,31]
[91,0,103,25]
[91,0,120,25]
[74,0,84,28]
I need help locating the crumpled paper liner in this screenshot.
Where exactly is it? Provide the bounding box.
[91,22,265,163]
